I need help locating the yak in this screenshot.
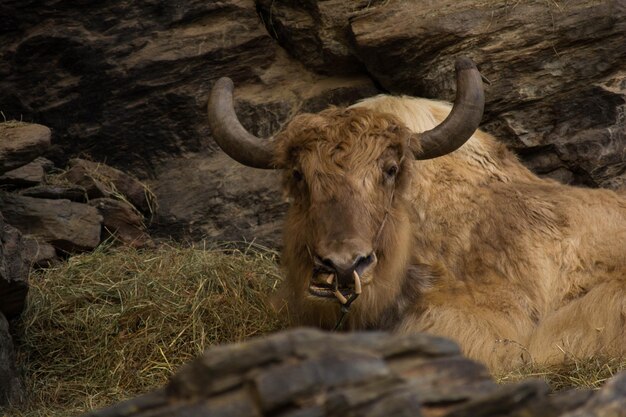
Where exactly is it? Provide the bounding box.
[207,58,626,371]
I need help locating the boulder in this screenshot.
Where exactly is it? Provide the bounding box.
[88,198,152,248]
[83,328,626,417]
[256,0,373,75]
[0,312,23,407]
[22,235,58,268]
[0,158,45,187]
[0,123,51,174]
[68,159,156,215]
[0,193,102,252]
[59,163,113,200]
[0,213,29,319]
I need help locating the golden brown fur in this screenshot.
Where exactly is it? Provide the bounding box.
[273,95,626,372]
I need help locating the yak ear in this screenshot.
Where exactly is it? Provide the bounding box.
[207,77,280,169]
[410,57,484,160]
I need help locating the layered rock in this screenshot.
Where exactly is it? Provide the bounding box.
[0,0,379,246]
[0,194,103,253]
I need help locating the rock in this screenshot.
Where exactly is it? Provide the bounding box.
[68,159,156,215]
[22,235,57,268]
[59,164,112,200]
[0,213,29,319]
[0,193,102,252]
[19,184,88,202]
[0,158,45,187]
[256,0,373,75]
[0,312,23,407]
[82,329,626,417]
[150,153,285,246]
[88,198,152,248]
[0,123,51,174]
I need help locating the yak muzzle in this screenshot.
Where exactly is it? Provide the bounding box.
[308,252,377,302]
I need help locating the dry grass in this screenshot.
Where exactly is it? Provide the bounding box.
[5,243,287,417]
[497,357,626,391]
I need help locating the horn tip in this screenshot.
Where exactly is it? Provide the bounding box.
[454,57,477,71]
[214,77,234,90]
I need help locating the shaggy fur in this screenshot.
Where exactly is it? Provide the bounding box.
[271,95,626,372]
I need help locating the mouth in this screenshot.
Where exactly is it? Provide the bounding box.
[308,270,364,304]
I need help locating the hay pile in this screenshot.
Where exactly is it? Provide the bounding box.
[7,243,286,417]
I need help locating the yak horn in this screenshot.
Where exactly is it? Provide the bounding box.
[207,77,277,169]
[411,57,485,160]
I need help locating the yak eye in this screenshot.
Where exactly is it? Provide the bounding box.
[292,169,303,182]
[384,164,399,179]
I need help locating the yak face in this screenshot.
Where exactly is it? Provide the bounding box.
[274,108,413,301]
[206,57,484,319]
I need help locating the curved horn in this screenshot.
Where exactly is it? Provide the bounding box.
[411,57,485,160]
[207,77,277,169]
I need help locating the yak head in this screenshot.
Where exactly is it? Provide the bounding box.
[207,58,484,320]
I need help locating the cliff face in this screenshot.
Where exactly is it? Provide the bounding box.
[1,0,624,245]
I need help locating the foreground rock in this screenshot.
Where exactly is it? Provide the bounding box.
[84,328,626,417]
[0,193,102,252]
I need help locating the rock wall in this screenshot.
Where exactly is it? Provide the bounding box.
[1,0,624,245]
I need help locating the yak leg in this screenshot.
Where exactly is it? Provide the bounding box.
[527,279,626,366]
[395,301,534,372]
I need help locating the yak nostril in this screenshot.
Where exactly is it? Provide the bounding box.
[321,257,337,271]
[355,253,374,271]
[318,253,375,277]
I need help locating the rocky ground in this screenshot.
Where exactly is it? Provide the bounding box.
[0,121,155,406]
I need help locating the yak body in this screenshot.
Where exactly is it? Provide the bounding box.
[275,95,626,371]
